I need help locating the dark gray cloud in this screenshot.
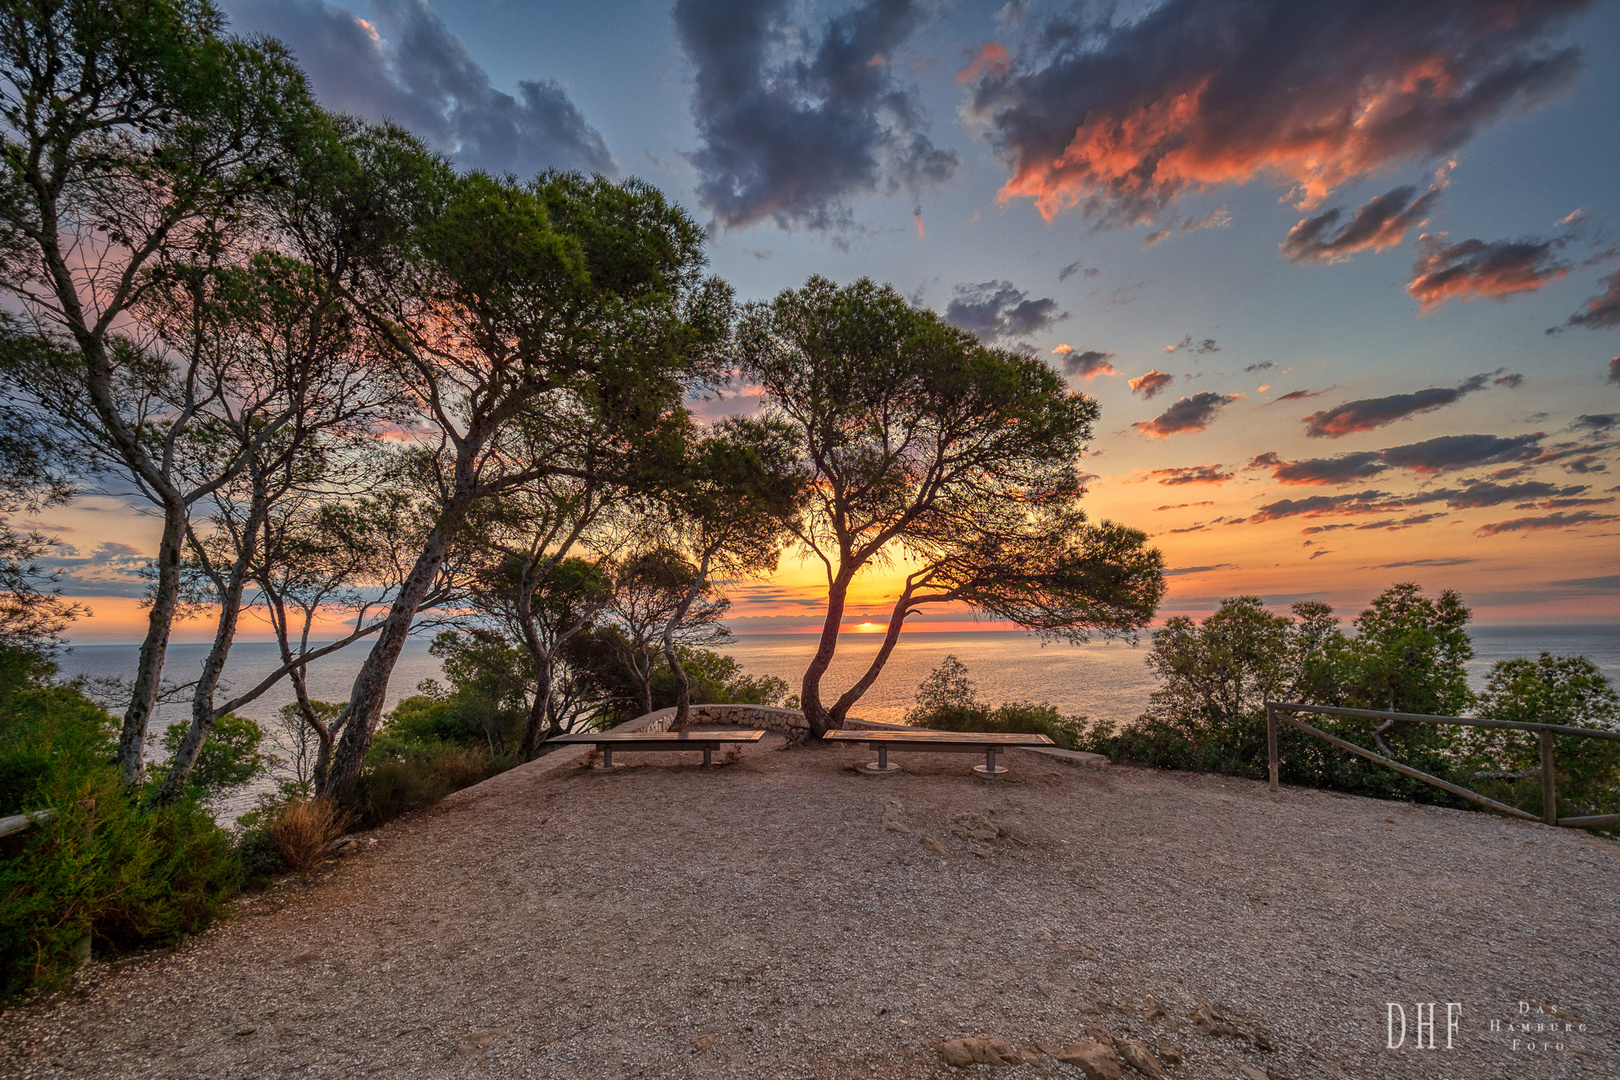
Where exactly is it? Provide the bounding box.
[1244,362,1277,373]
[1252,432,1552,485]
[1553,267,1620,331]
[1380,432,1546,473]
[1164,334,1218,355]
[1163,563,1235,575]
[45,541,150,598]
[1574,414,1617,433]
[1134,392,1242,438]
[1495,372,1525,388]
[1280,182,1443,264]
[1250,450,1387,486]
[1610,357,1620,384]
[946,281,1066,347]
[673,0,956,231]
[1370,557,1476,568]
[1477,510,1618,535]
[1253,479,1592,523]
[1407,233,1570,311]
[225,0,615,177]
[1051,345,1115,379]
[1302,372,1496,438]
[1148,465,1233,485]
[964,0,1589,227]
[1058,261,1100,281]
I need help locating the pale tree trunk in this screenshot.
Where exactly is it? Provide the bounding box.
[154,496,267,803]
[118,499,188,785]
[799,567,854,739]
[322,524,450,795]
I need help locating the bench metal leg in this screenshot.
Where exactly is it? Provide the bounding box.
[973,747,1008,778]
[602,746,613,769]
[879,744,888,770]
[703,746,712,768]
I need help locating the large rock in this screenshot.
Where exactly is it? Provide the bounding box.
[1188,1002,1271,1049]
[1118,1040,1163,1079]
[1054,1040,1122,1080]
[938,1037,1022,1067]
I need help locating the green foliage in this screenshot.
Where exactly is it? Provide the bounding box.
[339,741,501,830]
[0,655,239,998]
[158,713,267,797]
[1341,582,1473,716]
[904,656,1087,749]
[1461,654,1620,826]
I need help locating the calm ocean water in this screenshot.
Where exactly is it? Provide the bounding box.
[52,624,1618,820]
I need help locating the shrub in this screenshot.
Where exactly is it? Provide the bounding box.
[341,740,501,829]
[0,658,240,997]
[904,657,1088,749]
[157,712,268,797]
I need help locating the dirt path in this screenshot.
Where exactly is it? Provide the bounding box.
[3,732,1617,1079]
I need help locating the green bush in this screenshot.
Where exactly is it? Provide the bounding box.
[0,657,240,998]
[904,656,1088,749]
[341,738,502,829]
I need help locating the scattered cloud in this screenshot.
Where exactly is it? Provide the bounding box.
[1380,432,1546,474]
[228,0,615,177]
[1406,233,1570,312]
[1244,362,1277,373]
[1303,372,1497,438]
[1154,501,1217,510]
[946,281,1067,347]
[673,0,956,230]
[1551,267,1620,331]
[1058,260,1100,282]
[1370,557,1476,569]
[1494,372,1525,388]
[965,0,1588,227]
[1250,450,1386,486]
[1163,334,1219,354]
[1477,510,1619,535]
[958,42,1011,83]
[1274,388,1325,402]
[1574,414,1617,434]
[1163,563,1235,576]
[1052,344,1116,379]
[1134,392,1242,439]
[1148,465,1234,486]
[1280,179,1444,264]
[1610,357,1620,384]
[1128,369,1175,399]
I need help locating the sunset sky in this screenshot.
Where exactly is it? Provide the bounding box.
[31,0,1620,639]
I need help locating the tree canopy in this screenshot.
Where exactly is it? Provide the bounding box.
[738,275,1165,735]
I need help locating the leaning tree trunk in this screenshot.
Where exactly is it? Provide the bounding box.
[322,524,450,795]
[799,568,854,739]
[828,592,917,723]
[118,498,188,785]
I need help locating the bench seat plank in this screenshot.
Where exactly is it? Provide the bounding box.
[546,730,766,746]
[821,730,1054,747]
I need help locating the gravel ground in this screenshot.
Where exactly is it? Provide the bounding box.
[2,730,1617,1080]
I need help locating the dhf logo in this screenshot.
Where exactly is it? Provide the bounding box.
[1387,1003,1462,1049]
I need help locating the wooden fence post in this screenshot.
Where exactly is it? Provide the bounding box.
[1539,731,1557,826]
[1267,703,1279,793]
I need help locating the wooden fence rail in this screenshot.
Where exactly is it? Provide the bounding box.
[1264,701,1620,830]
[0,807,56,838]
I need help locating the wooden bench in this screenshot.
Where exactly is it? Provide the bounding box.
[544,729,766,769]
[821,729,1055,776]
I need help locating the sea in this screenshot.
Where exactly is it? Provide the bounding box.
[52,624,1619,822]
